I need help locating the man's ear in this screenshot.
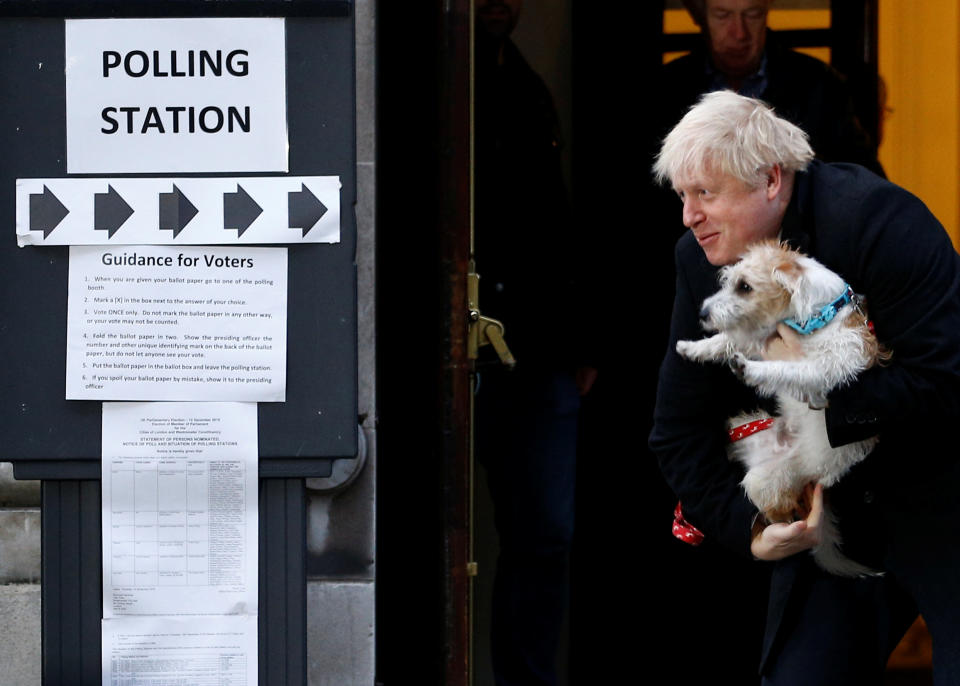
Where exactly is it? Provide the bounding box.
[765,164,783,201]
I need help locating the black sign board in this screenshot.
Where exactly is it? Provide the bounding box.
[0,2,357,479]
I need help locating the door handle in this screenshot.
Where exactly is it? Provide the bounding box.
[467,269,516,368]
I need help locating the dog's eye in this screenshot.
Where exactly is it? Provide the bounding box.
[737,279,753,294]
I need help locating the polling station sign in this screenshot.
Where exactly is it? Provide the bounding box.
[65,18,288,174]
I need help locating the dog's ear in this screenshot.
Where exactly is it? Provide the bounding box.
[772,259,803,293]
[772,259,818,317]
[778,255,846,319]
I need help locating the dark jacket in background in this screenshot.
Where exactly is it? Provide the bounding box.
[474,35,595,371]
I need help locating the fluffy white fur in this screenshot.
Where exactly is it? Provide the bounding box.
[677,241,884,577]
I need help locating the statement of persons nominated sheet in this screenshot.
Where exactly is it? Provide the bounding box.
[67,245,287,401]
[103,616,257,686]
[102,402,258,617]
[102,402,259,686]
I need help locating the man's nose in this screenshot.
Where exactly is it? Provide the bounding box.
[732,15,749,40]
[682,198,703,228]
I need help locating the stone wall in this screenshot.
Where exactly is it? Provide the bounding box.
[0,462,41,686]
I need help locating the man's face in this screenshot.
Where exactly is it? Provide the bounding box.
[704,0,770,80]
[674,168,782,266]
[476,0,523,38]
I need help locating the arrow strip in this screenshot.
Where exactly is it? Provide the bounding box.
[16,176,340,246]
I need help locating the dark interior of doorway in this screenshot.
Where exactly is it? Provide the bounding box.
[375,4,678,683]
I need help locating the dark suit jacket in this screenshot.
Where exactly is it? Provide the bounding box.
[648,160,960,665]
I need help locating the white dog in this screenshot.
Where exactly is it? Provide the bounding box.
[676,241,888,577]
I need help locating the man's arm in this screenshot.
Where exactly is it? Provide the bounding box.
[649,240,760,556]
[822,184,960,446]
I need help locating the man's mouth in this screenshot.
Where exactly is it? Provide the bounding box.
[696,232,719,247]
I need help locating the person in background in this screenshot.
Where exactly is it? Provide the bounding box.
[473,2,597,685]
[659,0,883,176]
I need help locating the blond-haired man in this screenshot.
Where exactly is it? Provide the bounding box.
[651,91,960,685]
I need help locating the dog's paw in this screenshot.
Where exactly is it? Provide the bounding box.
[676,339,703,361]
[735,357,780,397]
[729,352,748,381]
[764,506,796,524]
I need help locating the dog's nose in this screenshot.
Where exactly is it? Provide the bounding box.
[699,306,710,320]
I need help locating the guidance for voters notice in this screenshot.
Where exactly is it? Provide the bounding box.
[67,245,287,401]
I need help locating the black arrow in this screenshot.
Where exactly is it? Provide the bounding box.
[29,185,69,238]
[94,185,134,238]
[159,185,198,238]
[223,185,262,237]
[288,184,328,237]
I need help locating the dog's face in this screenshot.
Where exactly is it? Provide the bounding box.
[699,241,846,338]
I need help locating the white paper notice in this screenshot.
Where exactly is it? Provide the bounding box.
[102,615,257,686]
[102,402,258,618]
[66,18,287,174]
[66,245,287,401]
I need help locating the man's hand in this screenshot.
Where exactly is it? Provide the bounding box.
[750,483,824,561]
[763,322,806,361]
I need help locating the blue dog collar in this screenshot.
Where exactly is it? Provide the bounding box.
[782,285,855,335]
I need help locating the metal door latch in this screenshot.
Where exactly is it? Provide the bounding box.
[467,269,516,368]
